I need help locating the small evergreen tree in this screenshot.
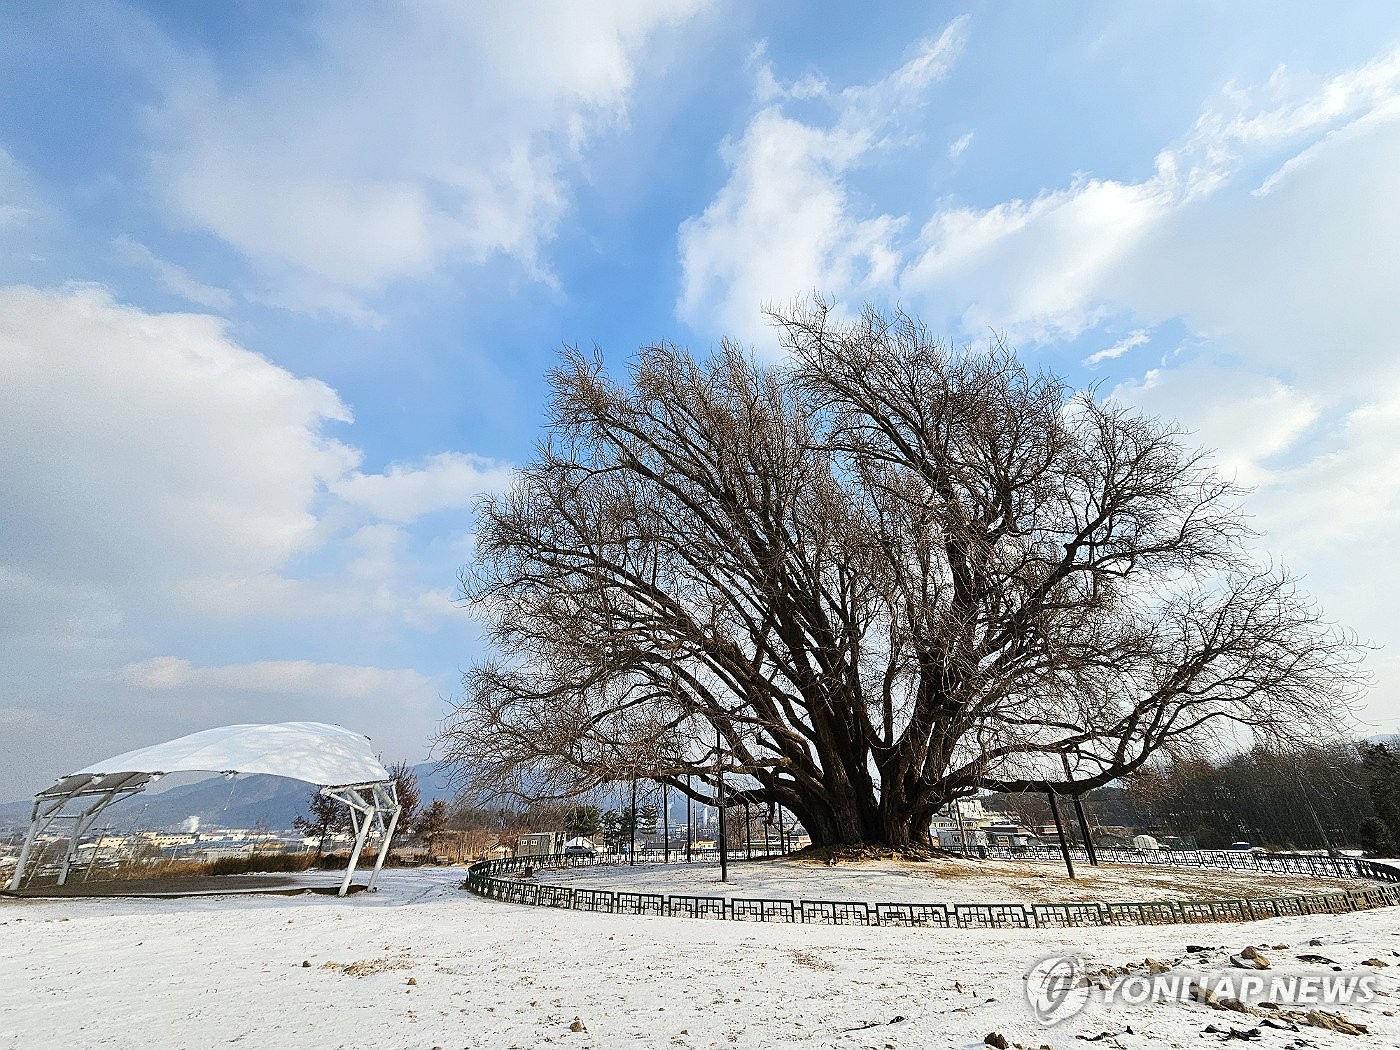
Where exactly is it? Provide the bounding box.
[563,804,601,840]
[1361,741,1400,850]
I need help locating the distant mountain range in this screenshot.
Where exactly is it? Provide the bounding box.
[0,761,456,832]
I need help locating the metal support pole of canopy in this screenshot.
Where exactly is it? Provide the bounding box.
[58,798,118,886]
[7,800,50,892]
[326,781,400,897]
[339,812,373,897]
[8,772,149,893]
[366,782,402,892]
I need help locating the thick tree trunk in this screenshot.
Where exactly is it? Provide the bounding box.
[786,780,936,849]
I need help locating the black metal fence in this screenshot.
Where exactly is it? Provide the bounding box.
[986,844,1400,883]
[463,845,1400,928]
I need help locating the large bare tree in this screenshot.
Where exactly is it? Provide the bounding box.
[440,301,1363,848]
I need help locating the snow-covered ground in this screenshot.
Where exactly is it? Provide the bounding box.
[3,866,1399,1049]
[535,855,1368,903]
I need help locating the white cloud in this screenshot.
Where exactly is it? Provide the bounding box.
[0,283,356,608]
[1249,391,1400,554]
[677,17,967,344]
[677,110,905,343]
[0,148,58,262]
[947,131,974,159]
[0,283,499,795]
[152,1,706,316]
[902,175,1172,339]
[0,565,122,652]
[113,234,234,310]
[1120,108,1400,397]
[333,452,514,524]
[899,46,1400,350]
[1,658,445,788]
[1083,329,1150,367]
[1111,363,1320,487]
[677,39,1400,726]
[0,284,507,619]
[112,656,435,702]
[686,38,1400,358]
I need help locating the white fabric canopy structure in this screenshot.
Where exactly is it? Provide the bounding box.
[7,722,402,897]
[78,722,393,786]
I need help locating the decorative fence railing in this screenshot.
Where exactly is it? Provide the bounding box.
[984,845,1400,883]
[463,846,1400,929]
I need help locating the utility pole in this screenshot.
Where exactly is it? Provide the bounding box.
[685,773,693,863]
[1046,789,1075,879]
[662,781,670,864]
[1061,754,1098,865]
[716,726,728,883]
[1071,794,1099,866]
[630,776,637,866]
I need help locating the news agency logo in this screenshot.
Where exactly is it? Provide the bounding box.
[1026,955,1092,1023]
[1025,954,1377,1026]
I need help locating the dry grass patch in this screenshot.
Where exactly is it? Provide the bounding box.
[785,844,967,868]
[321,956,412,978]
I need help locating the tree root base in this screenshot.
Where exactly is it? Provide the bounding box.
[782,844,963,865]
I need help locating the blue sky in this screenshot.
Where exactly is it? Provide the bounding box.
[3,2,1400,797]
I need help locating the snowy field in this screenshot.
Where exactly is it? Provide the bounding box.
[4,866,1400,1049]
[534,855,1368,903]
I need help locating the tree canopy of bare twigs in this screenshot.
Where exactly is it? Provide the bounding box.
[439,300,1364,848]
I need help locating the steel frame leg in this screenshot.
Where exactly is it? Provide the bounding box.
[7,807,43,892]
[56,797,117,886]
[324,782,403,897]
[8,796,73,892]
[338,802,374,897]
[367,785,401,892]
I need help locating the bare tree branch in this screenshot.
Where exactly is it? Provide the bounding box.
[438,300,1366,847]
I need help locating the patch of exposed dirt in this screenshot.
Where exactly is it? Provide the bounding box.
[785,844,958,866]
[789,949,837,970]
[321,956,412,978]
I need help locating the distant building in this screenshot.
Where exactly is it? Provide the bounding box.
[137,831,197,849]
[931,796,1041,850]
[930,798,998,849]
[984,823,1037,848]
[516,831,563,857]
[932,827,989,850]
